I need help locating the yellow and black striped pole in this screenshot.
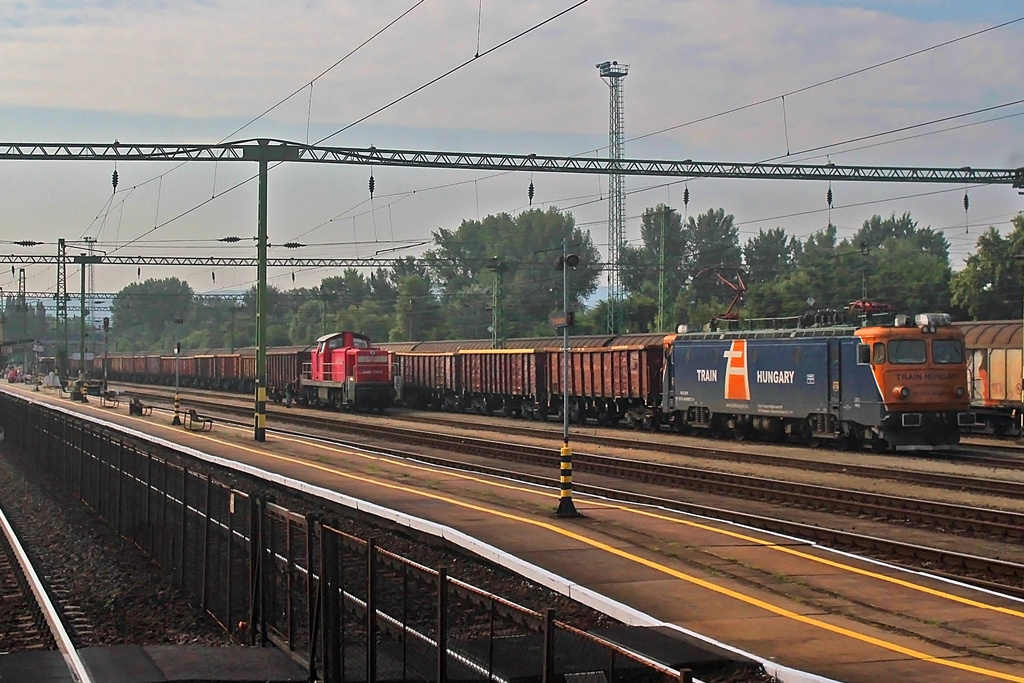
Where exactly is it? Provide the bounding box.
[556,442,577,516]
[556,237,579,518]
[172,325,182,425]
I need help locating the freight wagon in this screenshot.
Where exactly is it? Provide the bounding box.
[954,320,1022,435]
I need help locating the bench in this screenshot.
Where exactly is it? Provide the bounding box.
[128,397,153,416]
[100,390,120,409]
[184,408,213,432]
[64,381,89,403]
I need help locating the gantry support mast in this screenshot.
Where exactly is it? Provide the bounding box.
[55,239,67,378]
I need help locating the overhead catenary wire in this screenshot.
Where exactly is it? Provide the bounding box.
[16,7,1021,301]
[100,1,592,265]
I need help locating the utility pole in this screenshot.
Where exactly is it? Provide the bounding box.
[597,60,629,334]
[554,238,580,518]
[244,139,298,442]
[56,239,67,379]
[17,268,27,370]
[172,317,183,425]
[79,255,86,374]
[488,258,508,349]
[75,252,102,378]
[657,209,667,332]
[83,236,96,328]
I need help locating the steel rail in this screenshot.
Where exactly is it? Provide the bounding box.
[158,404,1024,597]
[127,391,1024,572]
[124,385,1024,490]
[128,387,1024,498]
[0,504,93,683]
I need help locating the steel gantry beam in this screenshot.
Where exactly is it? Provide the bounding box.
[0,255,414,268]
[1,139,1021,185]
[4,137,1021,443]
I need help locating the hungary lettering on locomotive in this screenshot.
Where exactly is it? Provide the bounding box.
[755,370,796,384]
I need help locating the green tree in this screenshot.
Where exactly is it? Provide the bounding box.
[620,204,688,331]
[951,214,1024,319]
[111,278,195,351]
[674,208,742,324]
[420,208,600,339]
[743,227,800,285]
[390,275,442,341]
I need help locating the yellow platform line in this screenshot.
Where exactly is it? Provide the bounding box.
[129,418,1024,682]
[67,397,1024,621]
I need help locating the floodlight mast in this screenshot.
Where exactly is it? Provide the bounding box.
[2,138,1020,443]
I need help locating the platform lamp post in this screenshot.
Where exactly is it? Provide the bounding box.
[172,317,183,425]
[554,238,580,518]
[95,302,108,392]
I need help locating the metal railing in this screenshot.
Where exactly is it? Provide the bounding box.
[0,394,684,682]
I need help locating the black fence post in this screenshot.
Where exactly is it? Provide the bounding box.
[201,474,212,611]
[437,568,448,683]
[306,517,318,683]
[179,467,189,588]
[320,526,340,683]
[248,496,261,647]
[144,454,152,557]
[542,608,555,683]
[366,538,377,683]
[114,439,123,534]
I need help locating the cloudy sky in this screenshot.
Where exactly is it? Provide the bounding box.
[1,0,1022,303]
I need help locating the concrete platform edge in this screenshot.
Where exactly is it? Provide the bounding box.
[11,391,841,683]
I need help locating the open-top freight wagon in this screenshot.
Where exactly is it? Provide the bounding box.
[386,314,973,451]
[953,320,1023,435]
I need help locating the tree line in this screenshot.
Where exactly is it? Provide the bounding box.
[5,207,1023,357]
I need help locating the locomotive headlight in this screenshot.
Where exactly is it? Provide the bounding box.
[956,386,965,397]
[893,386,911,398]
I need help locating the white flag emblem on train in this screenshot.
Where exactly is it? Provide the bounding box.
[723,340,751,401]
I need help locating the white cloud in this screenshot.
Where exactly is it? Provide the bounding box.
[0,0,1020,297]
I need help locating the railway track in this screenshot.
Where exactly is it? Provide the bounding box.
[122,388,1024,596]
[127,384,1024,481]
[0,501,93,681]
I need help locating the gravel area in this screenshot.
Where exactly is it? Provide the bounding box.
[0,445,236,648]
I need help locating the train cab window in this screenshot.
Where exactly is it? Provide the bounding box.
[857,344,871,365]
[872,342,886,364]
[351,337,369,349]
[887,339,926,364]
[932,339,964,364]
[329,337,345,349]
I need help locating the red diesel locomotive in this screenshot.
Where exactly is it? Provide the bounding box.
[300,332,394,411]
[95,330,395,412]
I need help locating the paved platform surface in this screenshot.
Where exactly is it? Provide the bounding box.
[0,645,307,682]
[8,385,1024,683]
